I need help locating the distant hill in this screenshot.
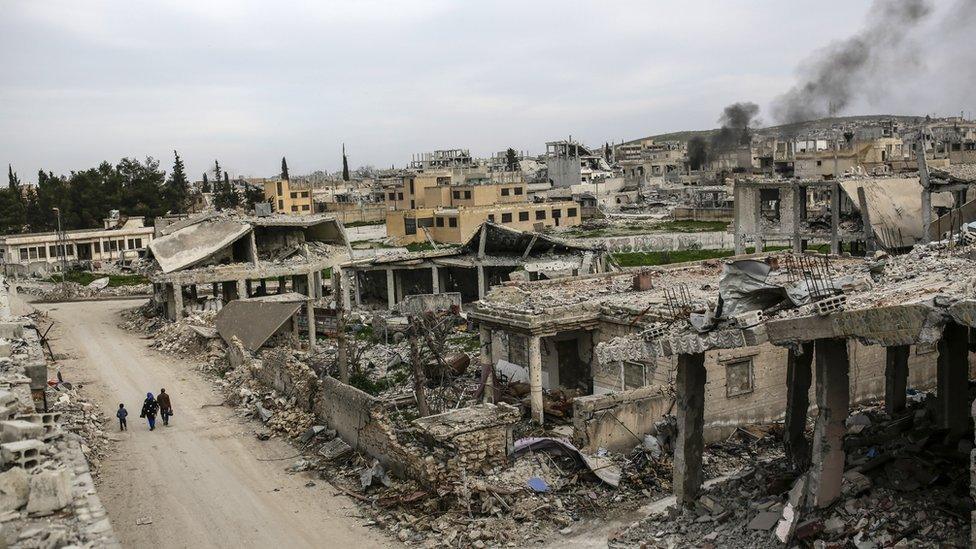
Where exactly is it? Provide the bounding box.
[623,114,930,145]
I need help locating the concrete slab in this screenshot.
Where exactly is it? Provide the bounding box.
[149,217,252,273]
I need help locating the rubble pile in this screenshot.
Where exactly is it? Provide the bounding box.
[47,384,111,475]
[120,307,228,373]
[18,280,151,302]
[610,396,973,548]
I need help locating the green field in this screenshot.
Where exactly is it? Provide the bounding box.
[612,245,791,267]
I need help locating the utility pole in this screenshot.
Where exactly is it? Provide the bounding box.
[52,208,67,288]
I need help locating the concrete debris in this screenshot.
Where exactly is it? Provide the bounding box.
[360,460,392,491]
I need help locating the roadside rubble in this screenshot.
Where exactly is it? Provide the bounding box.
[609,395,973,548]
[0,279,119,547]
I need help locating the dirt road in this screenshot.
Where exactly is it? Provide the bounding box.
[37,298,393,549]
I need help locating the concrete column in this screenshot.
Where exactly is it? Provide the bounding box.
[784,342,814,471]
[340,269,352,311]
[830,182,840,255]
[733,184,745,256]
[753,188,764,253]
[172,283,184,320]
[211,283,219,298]
[674,352,706,505]
[386,268,395,310]
[246,280,253,297]
[353,271,362,307]
[314,271,324,298]
[479,325,494,403]
[394,270,403,303]
[306,272,315,298]
[431,265,440,294]
[477,265,486,299]
[292,275,308,295]
[164,284,177,321]
[809,338,850,508]
[306,300,316,351]
[938,322,969,438]
[259,279,267,295]
[528,336,543,424]
[277,276,286,294]
[792,184,803,252]
[236,279,247,300]
[884,345,910,415]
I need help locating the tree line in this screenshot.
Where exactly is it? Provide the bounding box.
[0,152,266,235]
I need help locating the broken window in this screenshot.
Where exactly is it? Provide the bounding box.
[519,211,529,222]
[759,188,781,221]
[302,204,310,211]
[49,245,57,256]
[19,248,27,261]
[127,239,135,249]
[290,192,298,199]
[488,214,495,222]
[418,217,434,228]
[278,199,284,210]
[397,193,403,200]
[66,244,74,255]
[551,209,561,219]
[448,218,457,228]
[535,210,546,220]
[514,187,523,195]
[623,361,645,390]
[436,217,445,227]
[725,358,754,397]
[38,247,46,259]
[567,208,577,217]
[388,193,396,200]
[501,188,510,196]
[276,181,282,195]
[501,213,512,223]
[404,218,417,235]
[291,205,299,212]
[28,248,37,260]
[134,238,142,248]
[464,191,472,199]
[109,240,117,251]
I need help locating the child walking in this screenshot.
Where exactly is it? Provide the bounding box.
[117,403,128,431]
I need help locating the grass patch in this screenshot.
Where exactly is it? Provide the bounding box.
[562,219,729,239]
[49,271,149,287]
[612,246,790,267]
[349,366,408,396]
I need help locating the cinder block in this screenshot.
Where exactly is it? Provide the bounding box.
[0,439,45,470]
[16,414,61,442]
[815,295,847,316]
[0,420,45,443]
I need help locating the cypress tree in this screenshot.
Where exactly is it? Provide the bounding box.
[202,173,211,193]
[281,157,289,180]
[341,145,350,182]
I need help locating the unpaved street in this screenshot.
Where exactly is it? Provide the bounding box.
[37,298,392,549]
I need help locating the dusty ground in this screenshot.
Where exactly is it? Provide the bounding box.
[34,298,394,549]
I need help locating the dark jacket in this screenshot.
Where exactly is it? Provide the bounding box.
[117,408,128,419]
[157,392,172,413]
[141,398,159,419]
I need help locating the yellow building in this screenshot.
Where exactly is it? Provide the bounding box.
[264,178,314,215]
[386,181,578,246]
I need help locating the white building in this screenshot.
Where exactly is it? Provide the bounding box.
[0,214,155,276]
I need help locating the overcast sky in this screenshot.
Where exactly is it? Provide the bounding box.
[0,0,969,180]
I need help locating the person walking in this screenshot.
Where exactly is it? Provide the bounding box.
[117,403,128,431]
[157,388,173,426]
[140,393,159,431]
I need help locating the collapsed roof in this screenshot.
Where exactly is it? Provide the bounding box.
[214,292,307,351]
[149,217,252,273]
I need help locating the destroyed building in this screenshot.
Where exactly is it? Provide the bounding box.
[146,212,351,350]
[338,221,609,308]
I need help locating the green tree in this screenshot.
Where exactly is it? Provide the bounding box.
[165,150,190,213]
[242,183,266,211]
[8,164,20,191]
[202,173,211,193]
[342,145,350,181]
[505,148,518,171]
[281,157,289,180]
[213,160,222,181]
[213,171,241,210]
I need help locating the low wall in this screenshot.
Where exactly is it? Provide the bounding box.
[576,231,735,253]
[573,385,670,452]
[319,203,386,224]
[671,207,734,222]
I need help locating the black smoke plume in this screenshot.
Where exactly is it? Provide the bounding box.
[773,0,934,123]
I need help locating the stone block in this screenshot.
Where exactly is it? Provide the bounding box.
[0,420,45,444]
[0,467,29,513]
[26,469,73,515]
[0,323,22,340]
[0,439,45,470]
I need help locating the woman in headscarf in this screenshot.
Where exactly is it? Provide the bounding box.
[140,392,159,431]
